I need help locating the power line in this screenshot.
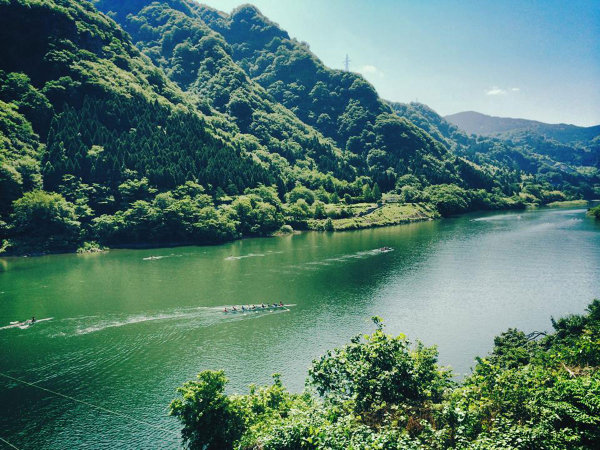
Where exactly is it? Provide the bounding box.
[0,372,180,441]
[0,436,21,450]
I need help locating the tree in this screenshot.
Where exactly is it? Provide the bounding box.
[362,183,374,202]
[118,177,157,208]
[424,184,470,216]
[170,301,600,449]
[286,185,315,205]
[324,217,334,231]
[10,190,80,251]
[308,317,451,421]
[313,200,326,219]
[285,198,311,224]
[372,182,382,201]
[170,370,244,450]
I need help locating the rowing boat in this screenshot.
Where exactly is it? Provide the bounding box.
[224,305,288,313]
[1,317,52,330]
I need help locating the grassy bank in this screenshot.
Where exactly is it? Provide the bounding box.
[307,202,438,231]
[544,199,590,208]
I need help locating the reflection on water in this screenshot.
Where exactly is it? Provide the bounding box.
[0,206,599,449]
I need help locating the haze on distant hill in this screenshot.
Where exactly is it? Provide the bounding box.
[445,111,600,144]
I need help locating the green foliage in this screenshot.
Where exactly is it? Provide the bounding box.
[170,370,245,450]
[285,185,315,205]
[76,240,105,253]
[308,317,452,421]
[589,205,600,219]
[230,194,284,236]
[9,190,80,252]
[171,301,600,449]
[424,184,470,216]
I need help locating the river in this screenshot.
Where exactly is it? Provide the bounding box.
[1,205,599,449]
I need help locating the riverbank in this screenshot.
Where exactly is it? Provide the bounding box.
[543,199,590,208]
[307,202,439,231]
[2,200,595,257]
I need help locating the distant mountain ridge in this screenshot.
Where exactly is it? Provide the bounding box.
[445,111,600,144]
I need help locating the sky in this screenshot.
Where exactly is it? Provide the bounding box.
[199,0,600,126]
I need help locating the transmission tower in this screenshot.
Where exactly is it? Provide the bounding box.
[343,54,351,72]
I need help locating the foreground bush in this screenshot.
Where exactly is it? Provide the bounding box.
[171,301,600,449]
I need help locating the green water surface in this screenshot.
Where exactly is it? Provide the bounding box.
[1,206,599,449]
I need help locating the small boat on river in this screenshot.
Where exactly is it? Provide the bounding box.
[5,317,53,330]
[224,303,288,313]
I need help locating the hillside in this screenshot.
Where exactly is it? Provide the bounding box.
[94,0,354,185]
[445,110,600,144]
[394,103,600,199]
[0,0,595,255]
[0,0,275,252]
[167,2,495,191]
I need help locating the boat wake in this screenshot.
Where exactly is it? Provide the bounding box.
[225,253,265,260]
[74,310,204,335]
[66,304,292,335]
[472,213,524,222]
[225,251,283,261]
[2,303,293,336]
[142,254,181,261]
[292,248,393,271]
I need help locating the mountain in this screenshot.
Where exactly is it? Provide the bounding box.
[0,0,595,254]
[0,0,277,197]
[0,0,286,251]
[94,0,354,186]
[389,102,472,153]
[94,0,487,193]
[445,111,600,144]
[394,103,600,198]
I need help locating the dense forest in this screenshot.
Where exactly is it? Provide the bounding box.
[171,300,600,449]
[0,0,598,255]
[392,102,600,201]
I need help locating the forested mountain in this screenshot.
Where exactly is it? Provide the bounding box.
[0,0,596,254]
[95,0,353,186]
[192,3,470,191]
[446,110,600,144]
[393,102,600,199]
[0,0,278,202]
[94,0,492,194]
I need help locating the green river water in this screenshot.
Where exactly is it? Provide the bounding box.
[1,206,599,449]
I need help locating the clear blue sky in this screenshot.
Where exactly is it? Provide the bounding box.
[200,0,600,126]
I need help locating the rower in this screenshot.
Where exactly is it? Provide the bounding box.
[241,305,246,311]
[279,302,283,307]
[224,308,228,313]
[31,316,36,323]
[261,303,266,308]
[232,306,237,311]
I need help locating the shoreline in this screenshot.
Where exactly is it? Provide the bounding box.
[1,200,596,258]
